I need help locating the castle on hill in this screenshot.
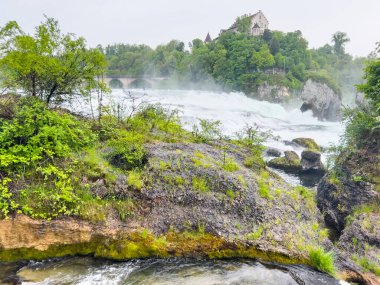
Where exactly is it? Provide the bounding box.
[205,10,269,43]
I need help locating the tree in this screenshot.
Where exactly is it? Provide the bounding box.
[251,45,275,70]
[357,58,380,106]
[0,17,107,106]
[235,15,252,34]
[332,31,350,56]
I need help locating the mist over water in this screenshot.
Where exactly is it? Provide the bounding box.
[88,89,344,154]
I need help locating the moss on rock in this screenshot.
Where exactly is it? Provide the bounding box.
[292,138,321,152]
[267,151,302,173]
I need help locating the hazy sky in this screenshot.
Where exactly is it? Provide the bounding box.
[1,0,379,56]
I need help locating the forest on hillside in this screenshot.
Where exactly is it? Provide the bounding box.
[100,29,367,103]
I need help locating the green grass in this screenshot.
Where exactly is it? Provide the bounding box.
[192,177,210,192]
[353,255,380,276]
[174,176,185,186]
[258,180,272,199]
[237,175,247,189]
[308,247,335,275]
[226,189,236,202]
[128,170,143,190]
[222,158,239,172]
[246,226,264,240]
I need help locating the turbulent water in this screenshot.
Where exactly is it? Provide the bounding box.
[1,257,347,285]
[2,90,347,285]
[72,89,344,150]
[69,89,343,185]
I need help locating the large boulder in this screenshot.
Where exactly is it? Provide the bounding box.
[300,79,341,121]
[301,150,324,173]
[267,151,302,173]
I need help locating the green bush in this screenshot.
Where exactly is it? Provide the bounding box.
[192,119,222,143]
[0,178,18,218]
[308,247,335,274]
[127,105,187,142]
[0,97,95,173]
[18,165,80,219]
[222,157,239,172]
[107,131,147,170]
[343,106,379,148]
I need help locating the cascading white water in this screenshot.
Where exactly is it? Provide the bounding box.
[81,89,344,150]
[76,89,343,163]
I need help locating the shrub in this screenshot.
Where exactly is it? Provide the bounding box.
[0,178,18,218]
[127,105,187,142]
[308,247,335,274]
[192,119,222,143]
[0,97,95,173]
[18,165,80,219]
[107,131,147,170]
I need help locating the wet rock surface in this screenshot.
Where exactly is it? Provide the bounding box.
[265,147,282,157]
[301,150,324,173]
[267,151,302,173]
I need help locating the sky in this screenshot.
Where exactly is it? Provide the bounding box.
[0,0,379,56]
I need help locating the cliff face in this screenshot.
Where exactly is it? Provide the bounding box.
[253,82,291,103]
[300,79,342,121]
[248,79,341,122]
[317,131,380,283]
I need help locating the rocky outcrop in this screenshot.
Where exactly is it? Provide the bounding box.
[300,79,341,121]
[267,151,302,173]
[0,141,376,283]
[253,82,291,103]
[317,132,380,282]
[0,143,328,266]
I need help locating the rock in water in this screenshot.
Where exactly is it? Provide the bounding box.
[301,150,324,173]
[300,79,341,121]
[292,138,321,152]
[265,147,282,157]
[267,151,302,173]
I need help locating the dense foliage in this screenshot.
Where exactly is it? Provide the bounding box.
[343,51,379,148]
[101,29,365,101]
[0,17,107,105]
